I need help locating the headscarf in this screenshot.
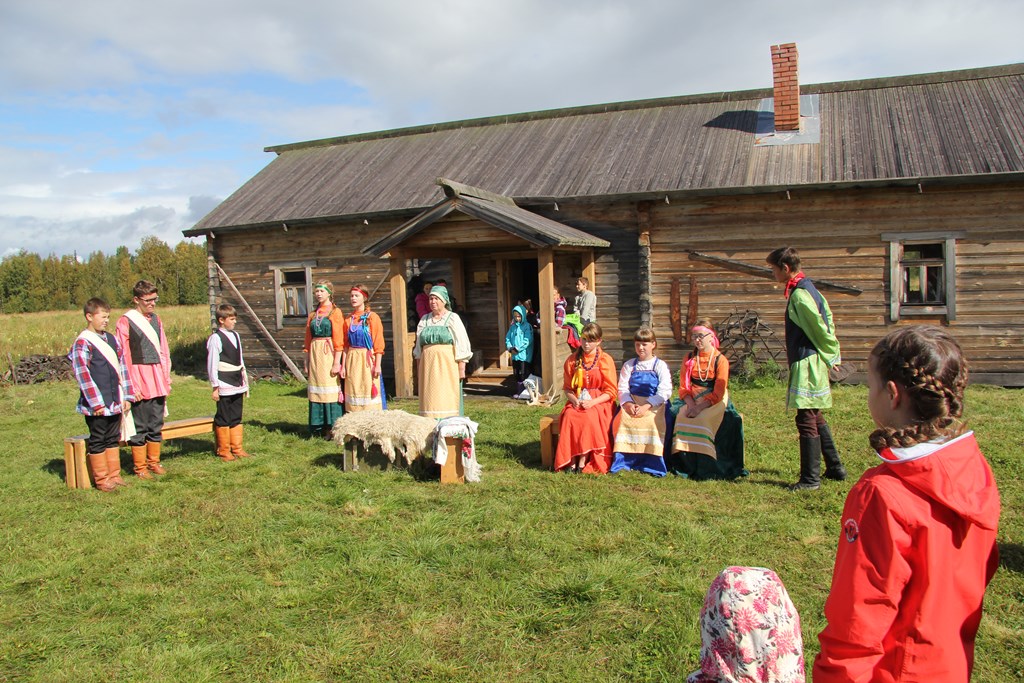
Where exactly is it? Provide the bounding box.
[682,326,721,394]
[688,566,805,683]
[429,285,451,308]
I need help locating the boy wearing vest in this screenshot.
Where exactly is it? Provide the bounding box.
[767,247,847,491]
[207,304,252,460]
[115,280,172,478]
[69,298,136,491]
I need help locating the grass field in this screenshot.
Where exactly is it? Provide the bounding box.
[0,308,1021,681]
[0,305,211,375]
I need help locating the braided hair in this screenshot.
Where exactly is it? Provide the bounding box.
[868,325,969,452]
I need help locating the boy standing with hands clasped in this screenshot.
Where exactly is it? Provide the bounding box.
[69,298,136,492]
[207,304,252,461]
[116,280,172,478]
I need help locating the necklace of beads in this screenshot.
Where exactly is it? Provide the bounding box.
[581,348,600,372]
[696,351,715,382]
[314,302,332,323]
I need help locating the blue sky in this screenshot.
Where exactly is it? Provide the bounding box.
[1,0,1022,258]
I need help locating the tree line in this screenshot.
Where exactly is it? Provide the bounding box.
[0,237,208,313]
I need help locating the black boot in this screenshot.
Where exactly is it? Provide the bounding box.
[789,436,822,491]
[819,423,847,481]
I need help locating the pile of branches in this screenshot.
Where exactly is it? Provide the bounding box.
[4,355,75,384]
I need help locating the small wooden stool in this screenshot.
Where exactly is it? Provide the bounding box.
[539,413,561,470]
[341,438,396,472]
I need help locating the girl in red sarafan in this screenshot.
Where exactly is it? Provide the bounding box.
[554,322,616,474]
[814,325,1001,683]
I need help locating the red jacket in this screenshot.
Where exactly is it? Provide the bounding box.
[814,432,1000,682]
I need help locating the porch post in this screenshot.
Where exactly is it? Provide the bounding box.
[388,250,413,398]
[582,249,596,300]
[538,248,558,392]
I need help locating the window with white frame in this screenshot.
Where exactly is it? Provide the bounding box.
[270,261,316,329]
[883,232,962,321]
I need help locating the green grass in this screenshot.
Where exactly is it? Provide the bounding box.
[0,374,1021,680]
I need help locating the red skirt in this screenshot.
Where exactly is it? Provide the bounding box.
[554,402,613,473]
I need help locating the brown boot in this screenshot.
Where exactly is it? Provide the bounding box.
[131,444,153,479]
[214,425,235,461]
[87,451,116,492]
[146,441,166,475]
[105,448,127,486]
[229,425,252,458]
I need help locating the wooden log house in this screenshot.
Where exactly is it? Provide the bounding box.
[185,50,1024,389]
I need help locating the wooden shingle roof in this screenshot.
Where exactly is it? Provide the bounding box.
[186,63,1024,235]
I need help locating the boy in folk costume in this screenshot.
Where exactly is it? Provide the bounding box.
[207,304,252,461]
[69,298,136,491]
[766,247,847,491]
[115,280,172,478]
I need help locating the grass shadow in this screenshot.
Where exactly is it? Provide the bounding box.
[170,339,208,380]
[42,458,67,481]
[249,420,311,439]
[312,452,345,469]
[998,542,1023,574]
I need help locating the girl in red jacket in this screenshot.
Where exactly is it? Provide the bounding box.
[814,326,1000,682]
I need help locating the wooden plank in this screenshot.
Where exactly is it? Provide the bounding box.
[687,251,863,295]
[670,277,682,343]
[63,439,79,489]
[74,440,90,490]
[440,437,465,484]
[538,248,558,393]
[389,251,413,398]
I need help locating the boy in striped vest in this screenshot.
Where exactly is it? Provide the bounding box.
[207,304,252,460]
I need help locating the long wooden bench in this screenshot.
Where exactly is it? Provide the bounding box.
[63,416,215,489]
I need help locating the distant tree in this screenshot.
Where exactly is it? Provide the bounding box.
[112,246,134,306]
[0,251,38,312]
[134,236,178,303]
[174,241,208,305]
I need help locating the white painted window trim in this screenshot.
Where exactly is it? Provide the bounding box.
[270,260,316,330]
[881,232,963,323]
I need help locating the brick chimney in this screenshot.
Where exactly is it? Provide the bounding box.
[771,42,800,131]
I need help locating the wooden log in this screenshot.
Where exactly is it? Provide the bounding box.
[63,438,80,489]
[73,439,89,490]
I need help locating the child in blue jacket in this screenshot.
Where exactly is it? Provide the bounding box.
[505,304,534,396]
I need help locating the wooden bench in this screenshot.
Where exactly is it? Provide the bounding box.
[539,413,560,471]
[64,416,215,489]
[342,436,466,484]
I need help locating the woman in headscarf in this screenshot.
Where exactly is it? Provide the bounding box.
[689,566,805,683]
[340,284,386,412]
[667,320,747,480]
[303,280,345,437]
[412,284,472,419]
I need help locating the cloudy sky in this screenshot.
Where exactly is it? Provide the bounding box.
[1,0,1021,258]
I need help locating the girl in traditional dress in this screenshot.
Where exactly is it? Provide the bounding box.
[554,322,617,474]
[303,280,344,437]
[688,566,805,683]
[340,284,386,412]
[413,285,472,419]
[667,321,747,480]
[610,327,673,476]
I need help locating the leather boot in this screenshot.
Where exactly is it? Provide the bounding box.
[819,423,847,481]
[146,441,166,475]
[105,448,127,486]
[214,426,235,461]
[229,425,252,458]
[789,436,822,491]
[88,451,117,492]
[131,444,153,479]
